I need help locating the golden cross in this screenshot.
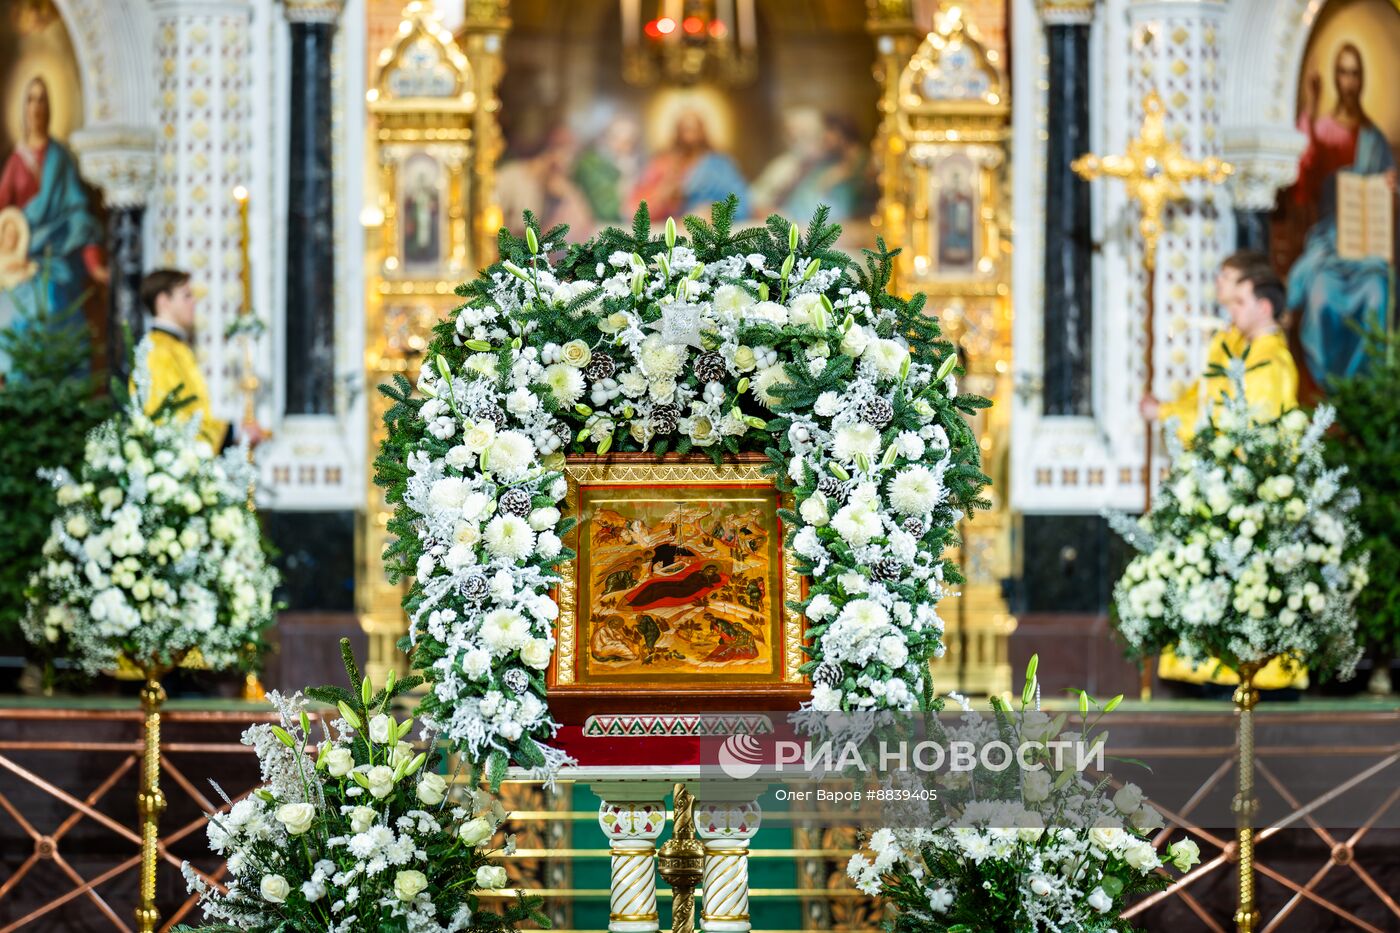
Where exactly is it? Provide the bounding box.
[1072,90,1232,271]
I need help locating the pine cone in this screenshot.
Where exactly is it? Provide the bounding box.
[499,488,532,518]
[871,557,903,582]
[816,474,847,502]
[584,354,616,382]
[502,668,530,695]
[694,351,728,384]
[651,404,680,436]
[811,661,843,688]
[474,404,508,431]
[861,397,894,429]
[901,516,928,539]
[461,574,489,602]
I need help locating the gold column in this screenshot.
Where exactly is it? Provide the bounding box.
[461,0,510,265]
[135,669,168,933]
[657,784,705,933]
[866,0,920,289]
[1232,661,1262,933]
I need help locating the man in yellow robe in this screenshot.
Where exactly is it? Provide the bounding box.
[139,269,264,452]
[1141,257,1306,691]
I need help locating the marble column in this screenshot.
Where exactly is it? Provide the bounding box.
[594,789,668,933]
[1039,0,1097,417]
[151,0,254,415]
[283,0,343,415]
[694,796,762,933]
[72,127,157,378]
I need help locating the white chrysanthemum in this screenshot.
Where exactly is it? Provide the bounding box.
[542,364,585,406]
[483,514,535,562]
[485,431,535,481]
[428,477,470,513]
[813,391,842,418]
[831,503,882,547]
[833,424,881,463]
[712,283,755,321]
[888,465,944,515]
[750,301,790,326]
[864,338,909,378]
[639,335,685,381]
[751,364,791,409]
[479,608,530,652]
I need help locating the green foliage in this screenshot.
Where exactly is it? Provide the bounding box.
[1324,327,1400,655]
[0,281,108,648]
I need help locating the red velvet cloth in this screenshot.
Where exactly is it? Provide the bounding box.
[555,725,703,766]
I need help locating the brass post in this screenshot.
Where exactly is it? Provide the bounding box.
[657,783,705,933]
[135,669,167,933]
[1232,661,1262,933]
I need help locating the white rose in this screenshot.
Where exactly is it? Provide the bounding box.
[349,805,377,833]
[462,421,498,455]
[459,817,494,846]
[521,638,551,670]
[369,714,393,744]
[417,772,448,806]
[367,765,396,799]
[799,495,830,526]
[1086,887,1112,913]
[1029,875,1053,897]
[1022,769,1052,803]
[476,865,508,889]
[1123,841,1158,871]
[1089,822,1125,852]
[260,874,290,904]
[276,802,316,836]
[839,325,871,357]
[788,292,828,329]
[732,346,758,372]
[560,339,592,368]
[1169,838,1201,871]
[864,338,909,378]
[1112,782,1144,815]
[394,869,429,902]
[1130,804,1165,833]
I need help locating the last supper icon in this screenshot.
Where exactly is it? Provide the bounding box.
[583,491,776,681]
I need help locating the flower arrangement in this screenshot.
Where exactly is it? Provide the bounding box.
[179,639,545,933]
[1110,360,1368,680]
[21,339,277,674]
[847,660,1200,931]
[375,199,989,781]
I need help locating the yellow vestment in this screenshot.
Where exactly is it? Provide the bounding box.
[143,325,228,451]
[1156,327,1307,690]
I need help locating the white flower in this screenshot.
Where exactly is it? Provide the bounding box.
[394,869,429,901]
[1169,838,1201,871]
[1022,769,1052,803]
[462,421,497,454]
[521,638,551,670]
[713,284,755,321]
[417,772,448,806]
[750,301,789,326]
[367,765,396,799]
[480,608,530,652]
[1112,783,1143,815]
[864,338,909,378]
[888,465,944,515]
[805,594,836,621]
[528,507,560,531]
[486,431,535,481]
[476,865,508,889]
[65,515,90,539]
[894,431,925,461]
[323,745,355,777]
[831,503,882,547]
[1029,875,1052,897]
[506,387,539,415]
[1086,886,1112,913]
[484,515,535,562]
[542,364,585,406]
[428,477,470,513]
[840,325,872,357]
[560,339,592,368]
[927,887,953,913]
[811,684,843,711]
[639,335,685,381]
[788,292,829,329]
[813,391,842,417]
[877,635,908,668]
[260,874,290,904]
[276,802,316,835]
[832,424,880,464]
[751,364,791,409]
[349,806,377,833]
[459,817,494,846]
[369,714,393,744]
[1124,840,1159,871]
[1089,822,1125,852]
[799,495,830,526]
